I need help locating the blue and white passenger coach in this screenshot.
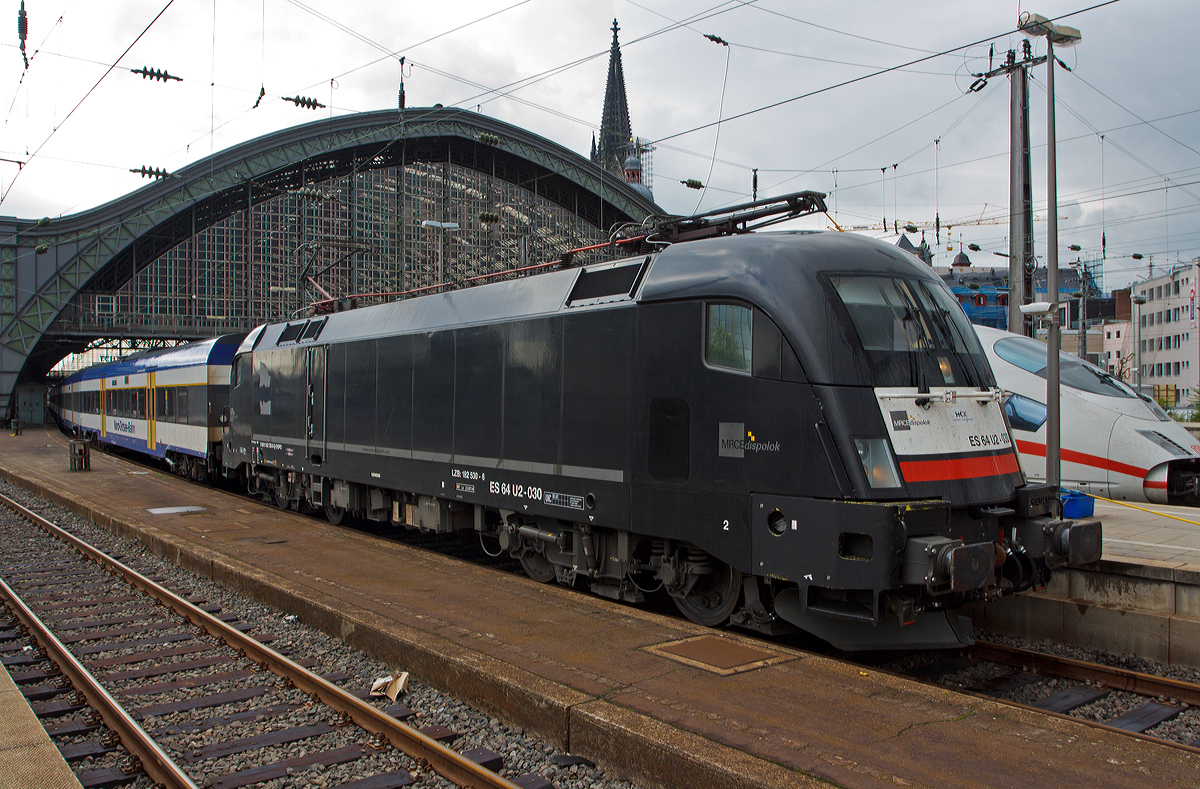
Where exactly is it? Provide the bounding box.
[52,334,246,481]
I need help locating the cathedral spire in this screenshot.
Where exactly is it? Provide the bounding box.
[593,18,633,176]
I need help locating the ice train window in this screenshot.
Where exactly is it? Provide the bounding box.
[993,335,1135,398]
[707,304,752,372]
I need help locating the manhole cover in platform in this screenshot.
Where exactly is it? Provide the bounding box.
[643,635,794,676]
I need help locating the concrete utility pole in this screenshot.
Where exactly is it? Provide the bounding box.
[1010,45,1037,337]
[973,44,1043,337]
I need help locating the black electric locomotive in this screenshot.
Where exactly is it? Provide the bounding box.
[221,194,1102,650]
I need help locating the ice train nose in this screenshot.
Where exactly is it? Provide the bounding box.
[1143,463,1170,505]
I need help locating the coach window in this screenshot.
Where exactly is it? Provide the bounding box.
[178,387,189,424]
[706,304,752,372]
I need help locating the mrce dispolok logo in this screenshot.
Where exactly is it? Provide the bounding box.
[718,422,781,458]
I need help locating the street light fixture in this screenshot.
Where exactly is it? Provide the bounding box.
[1021,11,1081,495]
[421,220,461,283]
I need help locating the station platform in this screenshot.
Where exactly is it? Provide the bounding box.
[0,658,83,789]
[2,425,1198,789]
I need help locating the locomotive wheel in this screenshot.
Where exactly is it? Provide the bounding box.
[324,503,345,525]
[274,486,290,510]
[673,563,742,627]
[519,552,556,584]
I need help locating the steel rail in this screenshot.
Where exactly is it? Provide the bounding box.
[0,492,522,789]
[0,575,199,788]
[971,640,1200,707]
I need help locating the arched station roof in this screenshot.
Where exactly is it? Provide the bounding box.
[0,107,662,412]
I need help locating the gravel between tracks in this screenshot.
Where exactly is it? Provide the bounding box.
[0,477,645,789]
[880,631,1200,747]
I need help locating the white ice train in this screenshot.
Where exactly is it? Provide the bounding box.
[975,325,1200,506]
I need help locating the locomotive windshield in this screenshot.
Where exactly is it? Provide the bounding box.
[828,274,990,390]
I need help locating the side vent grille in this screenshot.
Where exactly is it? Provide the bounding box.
[566,258,648,307]
[277,322,306,344]
[276,317,328,345]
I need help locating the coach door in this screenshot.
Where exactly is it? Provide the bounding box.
[306,345,327,465]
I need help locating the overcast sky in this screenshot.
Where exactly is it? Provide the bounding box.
[2,0,1196,291]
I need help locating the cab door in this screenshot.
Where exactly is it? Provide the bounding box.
[306,345,327,465]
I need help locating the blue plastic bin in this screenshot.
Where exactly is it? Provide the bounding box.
[1060,490,1094,518]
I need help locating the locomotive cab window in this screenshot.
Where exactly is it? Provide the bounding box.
[706,304,752,372]
[828,274,990,390]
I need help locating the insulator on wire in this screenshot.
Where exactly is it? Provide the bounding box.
[478,133,500,146]
[130,165,171,180]
[284,95,325,110]
[253,86,265,109]
[703,34,728,46]
[131,66,181,82]
[681,179,704,190]
[289,187,325,202]
[478,212,500,224]
[17,1,28,68]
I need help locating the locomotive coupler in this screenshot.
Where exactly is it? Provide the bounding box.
[1010,517,1103,569]
[901,536,994,593]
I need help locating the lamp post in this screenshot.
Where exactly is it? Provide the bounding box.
[420,220,460,283]
[1133,294,1147,394]
[1021,12,1081,492]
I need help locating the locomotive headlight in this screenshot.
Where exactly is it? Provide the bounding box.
[854,438,902,488]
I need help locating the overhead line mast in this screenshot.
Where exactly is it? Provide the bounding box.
[971,40,1045,337]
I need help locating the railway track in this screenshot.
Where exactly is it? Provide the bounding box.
[893,640,1200,751]
[0,490,550,789]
